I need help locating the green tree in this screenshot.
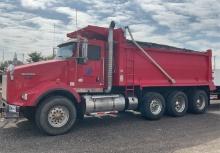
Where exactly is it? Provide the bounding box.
[27,52,44,63]
[0,60,23,72]
[0,59,23,83]
[43,54,55,60]
[0,61,12,83]
[0,61,11,72]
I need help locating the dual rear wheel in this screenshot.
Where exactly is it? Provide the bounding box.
[140,92,165,120]
[140,90,208,120]
[167,91,188,117]
[189,90,208,114]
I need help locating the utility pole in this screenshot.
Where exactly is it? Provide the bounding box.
[53,48,55,57]
[214,55,216,70]
[13,52,18,65]
[75,8,78,30]
[22,53,25,63]
[2,49,5,62]
[53,23,56,57]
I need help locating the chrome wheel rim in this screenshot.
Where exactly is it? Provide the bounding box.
[174,96,185,113]
[48,105,69,128]
[150,99,162,115]
[196,95,206,110]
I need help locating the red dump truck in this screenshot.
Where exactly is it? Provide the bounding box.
[0,21,215,135]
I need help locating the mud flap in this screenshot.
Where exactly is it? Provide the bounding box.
[0,107,3,118]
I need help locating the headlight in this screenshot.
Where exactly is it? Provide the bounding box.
[21,93,28,101]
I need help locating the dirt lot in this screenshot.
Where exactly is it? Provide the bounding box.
[0,102,220,153]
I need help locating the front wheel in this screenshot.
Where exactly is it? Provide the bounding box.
[35,96,77,135]
[140,92,165,120]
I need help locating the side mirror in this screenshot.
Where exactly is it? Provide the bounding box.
[77,41,88,64]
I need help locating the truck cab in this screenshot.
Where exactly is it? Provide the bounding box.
[1,21,124,135]
[56,38,105,92]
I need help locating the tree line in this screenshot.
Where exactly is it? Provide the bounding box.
[0,52,54,83]
[0,52,54,72]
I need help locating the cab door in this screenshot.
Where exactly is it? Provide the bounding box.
[75,40,105,92]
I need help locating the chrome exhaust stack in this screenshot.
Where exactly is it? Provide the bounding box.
[105,21,115,93]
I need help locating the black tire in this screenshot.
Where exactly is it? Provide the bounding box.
[35,96,77,135]
[140,92,165,120]
[167,91,188,117]
[22,107,35,122]
[77,102,85,121]
[189,90,208,114]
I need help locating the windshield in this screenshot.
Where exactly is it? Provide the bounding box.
[56,42,77,59]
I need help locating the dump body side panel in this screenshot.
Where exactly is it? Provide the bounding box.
[114,43,214,90]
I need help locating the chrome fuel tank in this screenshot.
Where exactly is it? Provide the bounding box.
[83,94,125,114]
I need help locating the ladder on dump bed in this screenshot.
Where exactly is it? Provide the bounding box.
[125,49,135,97]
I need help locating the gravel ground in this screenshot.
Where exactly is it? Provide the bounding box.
[0,102,220,153]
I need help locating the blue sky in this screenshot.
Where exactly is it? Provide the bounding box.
[0,0,220,67]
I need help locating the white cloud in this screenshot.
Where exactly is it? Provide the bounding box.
[135,0,220,55]
[0,0,220,67]
[0,10,65,60]
[137,0,220,32]
[24,16,62,29]
[55,7,97,27]
[186,39,220,52]
[20,0,58,10]
[0,2,16,10]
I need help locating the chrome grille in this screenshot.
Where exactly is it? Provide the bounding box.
[2,75,7,100]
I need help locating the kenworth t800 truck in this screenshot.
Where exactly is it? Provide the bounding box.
[0,21,215,135]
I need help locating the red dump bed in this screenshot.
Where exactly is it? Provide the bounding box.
[114,41,214,90]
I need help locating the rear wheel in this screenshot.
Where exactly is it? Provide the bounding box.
[35,96,77,135]
[189,90,208,114]
[141,92,165,120]
[167,91,188,117]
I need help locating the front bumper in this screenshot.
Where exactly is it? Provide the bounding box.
[0,99,20,118]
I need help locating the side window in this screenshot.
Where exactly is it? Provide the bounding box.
[88,45,101,60]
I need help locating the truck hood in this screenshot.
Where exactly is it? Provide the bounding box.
[15,59,64,70]
[11,59,68,91]
[6,59,74,105]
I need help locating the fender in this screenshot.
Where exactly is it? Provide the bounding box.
[18,81,81,107]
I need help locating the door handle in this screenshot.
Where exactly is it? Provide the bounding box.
[96,76,100,82]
